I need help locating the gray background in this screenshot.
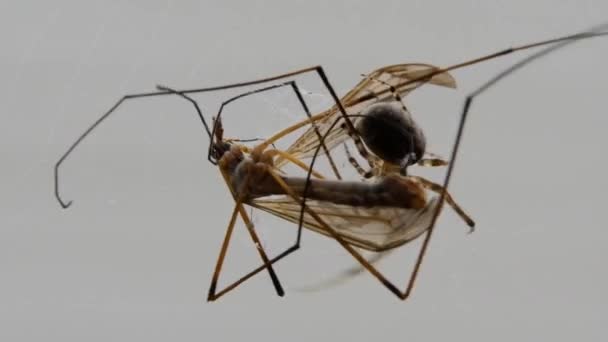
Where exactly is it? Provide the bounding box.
[2,0,608,341]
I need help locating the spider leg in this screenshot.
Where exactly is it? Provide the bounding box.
[343,143,374,178]
[417,158,449,167]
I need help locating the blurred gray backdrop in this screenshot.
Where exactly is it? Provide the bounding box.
[1,1,607,341]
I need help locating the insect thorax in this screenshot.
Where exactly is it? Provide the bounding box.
[219,145,283,201]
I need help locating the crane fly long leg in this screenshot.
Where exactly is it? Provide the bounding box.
[211,155,339,300]
[210,80,341,180]
[209,245,299,301]
[56,23,608,302]
[56,29,608,209]
[427,23,608,236]
[266,167,429,300]
[55,65,353,208]
[401,22,608,299]
[208,168,286,299]
[289,81,342,180]
[265,149,326,179]
[381,30,608,105]
[297,113,445,299]
[210,81,300,162]
[285,28,608,168]
[207,203,239,300]
[235,202,284,295]
[207,197,304,301]
[409,176,475,232]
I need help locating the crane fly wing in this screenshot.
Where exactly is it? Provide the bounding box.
[250,195,441,252]
[277,64,456,168]
[343,63,457,107]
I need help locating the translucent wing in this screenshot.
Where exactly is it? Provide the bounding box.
[250,195,441,252]
[277,63,456,167]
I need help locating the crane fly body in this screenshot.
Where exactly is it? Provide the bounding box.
[218,139,448,252]
[54,24,608,301]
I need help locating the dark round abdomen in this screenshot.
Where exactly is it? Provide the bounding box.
[356,102,426,165]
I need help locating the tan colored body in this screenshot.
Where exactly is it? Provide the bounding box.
[220,145,427,210]
[218,144,458,252]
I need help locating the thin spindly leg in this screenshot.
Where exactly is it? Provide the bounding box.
[313,26,608,300]
[409,175,475,231]
[54,65,356,208]
[235,201,284,295]
[208,244,299,301]
[343,143,373,178]
[53,69,349,296]
[304,28,608,183]
[210,80,341,180]
[208,79,346,267]
[207,82,297,162]
[207,203,240,300]
[297,24,607,298]
[266,167,412,299]
[312,68,376,172]
[55,25,606,205]
[210,147,334,299]
[207,199,304,301]
[339,123,375,171]
[402,23,608,300]
[206,168,289,300]
[210,148,329,301]
[289,82,342,180]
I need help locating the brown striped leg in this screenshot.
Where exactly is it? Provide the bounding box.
[208,199,305,301]
[417,158,449,167]
[343,143,373,178]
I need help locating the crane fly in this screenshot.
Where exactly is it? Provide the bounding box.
[54,24,608,301]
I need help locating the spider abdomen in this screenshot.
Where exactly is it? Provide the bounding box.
[356,102,426,165]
